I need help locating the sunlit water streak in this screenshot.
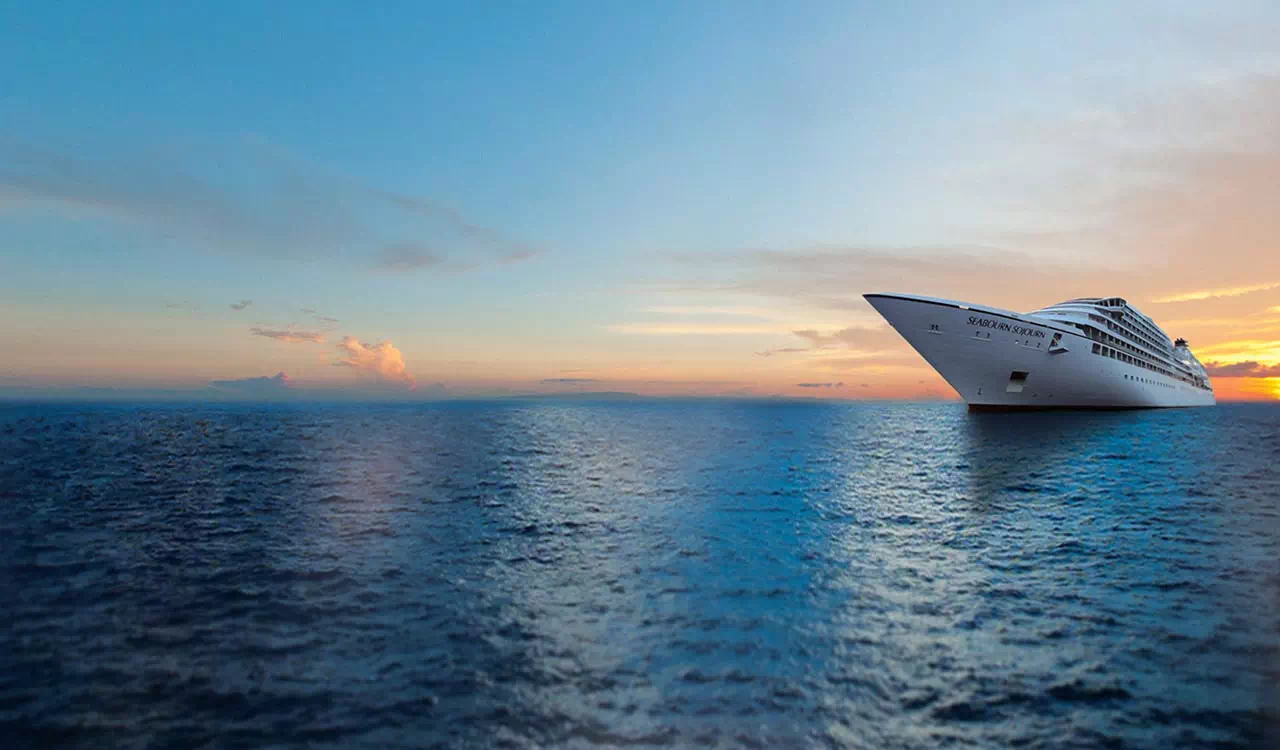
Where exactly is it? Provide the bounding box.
[0,401,1277,748]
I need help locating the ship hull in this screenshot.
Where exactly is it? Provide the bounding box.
[865,294,1216,409]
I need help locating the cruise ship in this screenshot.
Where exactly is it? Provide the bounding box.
[865,293,1215,409]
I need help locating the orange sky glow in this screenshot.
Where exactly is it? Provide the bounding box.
[3,8,1280,402]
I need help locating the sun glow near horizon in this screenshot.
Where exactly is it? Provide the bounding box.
[3,3,1280,401]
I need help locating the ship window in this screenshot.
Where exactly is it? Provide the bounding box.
[1092,343,1100,354]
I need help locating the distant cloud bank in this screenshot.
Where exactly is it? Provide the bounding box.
[210,372,292,394]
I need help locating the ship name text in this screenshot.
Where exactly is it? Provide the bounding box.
[967,316,1047,338]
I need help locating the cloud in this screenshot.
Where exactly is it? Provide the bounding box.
[793,325,900,351]
[0,136,536,272]
[297,308,341,328]
[607,323,785,335]
[796,382,845,388]
[1203,360,1280,377]
[499,250,536,264]
[1152,282,1280,304]
[641,305,778,320]
[809,353,928,372]
[250,327,325,344]
[758,324,903,357]
[335,336,414,386]
[660,75,1280,324]
[368,187,537,264]
[756,347,811,357]
[541,378,599,383]
[210,372,292,394]
[664,245,1119,318]
[375,243,445,272]
[229,299,253,311]
[989,75,1280,309]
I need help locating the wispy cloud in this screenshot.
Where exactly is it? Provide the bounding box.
[229,299,253,311]
[757,324,903,357]
[0,136,537,273]
[1152,282,1280,304]
[796,382,844,388]
[640,304,779,320]
[990,75,1280,312]
[793,325,900,351]
[1203,360,1280,377]
[755,347,811,357]
[250,327,325,344]
[667,245,1126,316]
[541,377,598,384]
[1196,339,1280,361]
[658,73,1280,324]
[298,308,341,328]
[808,353,927,372]
[335,336,414,386]
[375,243,445,272]
[606,323,788,335]
[367,187,537,266]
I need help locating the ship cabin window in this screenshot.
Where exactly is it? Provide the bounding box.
[1092,343,1101,354]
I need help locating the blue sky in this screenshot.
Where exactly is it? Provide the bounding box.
[4,1,1280,399]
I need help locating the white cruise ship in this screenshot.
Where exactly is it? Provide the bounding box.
[865,293,1215,410]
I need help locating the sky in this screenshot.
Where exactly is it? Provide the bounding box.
[3,0,1280,401]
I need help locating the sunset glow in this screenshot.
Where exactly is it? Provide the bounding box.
[2,3,1279,401]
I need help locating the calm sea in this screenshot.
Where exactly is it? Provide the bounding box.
[1,400,1277,748]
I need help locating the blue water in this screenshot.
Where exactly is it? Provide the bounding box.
[1,400,1277,748]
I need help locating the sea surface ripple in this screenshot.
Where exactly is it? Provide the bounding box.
[1,401,1278,748]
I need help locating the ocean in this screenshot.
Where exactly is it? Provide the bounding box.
[1,400,1277,748]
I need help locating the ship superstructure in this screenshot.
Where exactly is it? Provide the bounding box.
[866,293,1216,409]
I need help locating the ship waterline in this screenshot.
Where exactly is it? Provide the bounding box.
[865,293,1216,409]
